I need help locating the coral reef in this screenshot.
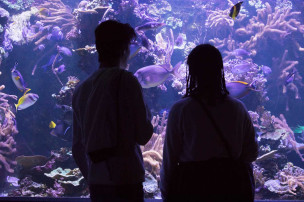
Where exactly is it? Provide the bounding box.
[142,111,167,180]
[52,76,80,106]
[265,163,304,196]
[0,77,18,174]
[272,49,303,111]
[236,2,304,56]
[1,0,34,11]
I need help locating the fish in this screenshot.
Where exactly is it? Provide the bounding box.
[229,1,243,20]
[260,65,272,75]
[56,104,72,112]
[135,22,166,32]
[15,89,39,111]
[175,34,184,47]
[231,62,251,74]
[49,121,56,129]
[57,46,72,56]
[226,80,256,99]
[294,126,304,133]
[285,69,296,85]
[50,120,72,141]
[47,26,63,41]
[6,176,19,187]
[54,64,66,74]
[129,43,142,60]
[232,48,250,57]
[38,44,45,51]
[134,61,182,88]
[11,62,27,92]
[38,8,50,17]
[41,54,63,70]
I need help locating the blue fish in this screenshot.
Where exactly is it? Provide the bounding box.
[50,120,71,141]
[47,26,63,41]
[129,43,142,60]
[11,62,27,92]
[175,34,184,47]
[260,65,272,75]
[41,54,63,70]
[55,64,66,74]
[226,81,257,99]
[285,69,296,85]
[231,62,251,74]
[232,49,250,57]
[57,46,72,57]
[134,61,182,88]
[135,22,166,32]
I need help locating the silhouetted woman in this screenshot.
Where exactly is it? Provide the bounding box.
[160,44,258,202]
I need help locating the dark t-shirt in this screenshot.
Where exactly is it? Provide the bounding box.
[72,67,153,185]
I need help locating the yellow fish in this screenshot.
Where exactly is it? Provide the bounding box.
[39,8,50,17]
[15,89,39,111]
[229,1,243,20]
[49,121,56,129]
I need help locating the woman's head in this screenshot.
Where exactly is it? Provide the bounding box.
[185,44,229,102]
[95,20,136,68]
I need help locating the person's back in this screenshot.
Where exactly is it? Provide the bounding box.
[72,20,153,202]
[160,44,258,202]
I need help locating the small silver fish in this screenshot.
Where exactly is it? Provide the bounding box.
[226,81,256,99]
[134,61,182,88]
[11,62,27,92]
[231,62,251,74]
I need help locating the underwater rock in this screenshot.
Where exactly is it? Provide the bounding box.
[264,179,290,194]
[143,171,158,197]
[44,167,75,180]
[45,167,84,195]
[16,155,48,170]
[261,129,288,141]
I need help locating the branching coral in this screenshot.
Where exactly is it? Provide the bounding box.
[205,9,245,39]
[272,49,303,111]
[265,162,304,195]
[30,0,78,44]
[142,111,167,178]
[236,2,304,56]
[272,114,304,161]
[0,79,18,174]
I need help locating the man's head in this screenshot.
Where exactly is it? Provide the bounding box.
[95,20,136,68]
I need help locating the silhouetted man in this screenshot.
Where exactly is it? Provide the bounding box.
[72,20,153,202]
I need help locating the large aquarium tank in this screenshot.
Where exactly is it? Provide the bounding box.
[0,0,304,200]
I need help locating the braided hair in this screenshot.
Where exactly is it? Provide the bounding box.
[185,44,229,105]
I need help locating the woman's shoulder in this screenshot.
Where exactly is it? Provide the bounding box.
[170,97,193,111]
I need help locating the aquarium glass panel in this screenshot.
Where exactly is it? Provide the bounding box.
[0,0,304,200]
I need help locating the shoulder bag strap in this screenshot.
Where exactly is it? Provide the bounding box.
[192,96,233,159]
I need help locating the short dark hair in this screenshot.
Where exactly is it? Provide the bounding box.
[185,44,229,104]
[95,20,136,65]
